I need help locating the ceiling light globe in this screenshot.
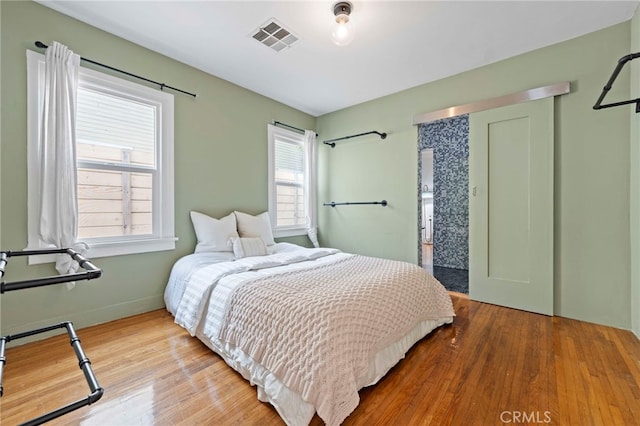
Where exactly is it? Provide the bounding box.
[331,20,355,46]
[331,1,354,46]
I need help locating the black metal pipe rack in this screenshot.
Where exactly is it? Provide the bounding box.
[323,200,388,207]
[593,52,640,112]
[0,248,104,426]
[323,130,387,148]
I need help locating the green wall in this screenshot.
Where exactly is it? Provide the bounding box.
[1,1,636,334]
[631,6,640,338]
[318,23,632,329]
[0,1,314,338]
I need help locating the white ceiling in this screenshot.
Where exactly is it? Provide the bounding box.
[38,1,638,116]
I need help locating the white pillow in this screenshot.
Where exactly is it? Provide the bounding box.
[234,211,275,246]
[190,211,238,253]
[229,236,268,259]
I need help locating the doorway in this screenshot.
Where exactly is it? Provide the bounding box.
[418,115,469,294]
[421,149,434,267]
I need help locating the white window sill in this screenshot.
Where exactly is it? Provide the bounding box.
[27,237,177,265]
[273,227,307,238]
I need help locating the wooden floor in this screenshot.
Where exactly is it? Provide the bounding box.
[2,294,640,425]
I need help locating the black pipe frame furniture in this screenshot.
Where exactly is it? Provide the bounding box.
[0,248,104,426]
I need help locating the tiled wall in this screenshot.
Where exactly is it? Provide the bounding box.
[418,115,469,270]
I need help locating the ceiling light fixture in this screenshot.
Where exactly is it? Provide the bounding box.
[331,1,354,46]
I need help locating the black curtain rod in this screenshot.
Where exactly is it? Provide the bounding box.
[272,121,318,137]
[35,41,197,98]
[323,130,387,148]
[323,200,388,207]
[593,52,640,112]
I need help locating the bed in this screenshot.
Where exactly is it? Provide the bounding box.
[164,211,455,426]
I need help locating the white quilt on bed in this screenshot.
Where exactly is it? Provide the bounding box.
[166,245,454,425]
[216,255,455,425]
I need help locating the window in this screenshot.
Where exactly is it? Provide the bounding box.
[268,125,310,237]
[26,50,175,260]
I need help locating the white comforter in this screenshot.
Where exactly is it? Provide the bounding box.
[165,243,454,425]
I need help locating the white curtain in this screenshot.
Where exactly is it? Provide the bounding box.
[304,130,319,247]
[38,41,87,283]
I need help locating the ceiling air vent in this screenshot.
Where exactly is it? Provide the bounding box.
[252,19,298,52]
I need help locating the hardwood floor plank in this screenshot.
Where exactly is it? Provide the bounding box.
[1,295,639,425]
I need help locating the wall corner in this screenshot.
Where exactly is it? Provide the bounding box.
[630,3,640,339]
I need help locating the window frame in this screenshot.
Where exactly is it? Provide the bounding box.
[267,124,309,238]
[26,50,176,263]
